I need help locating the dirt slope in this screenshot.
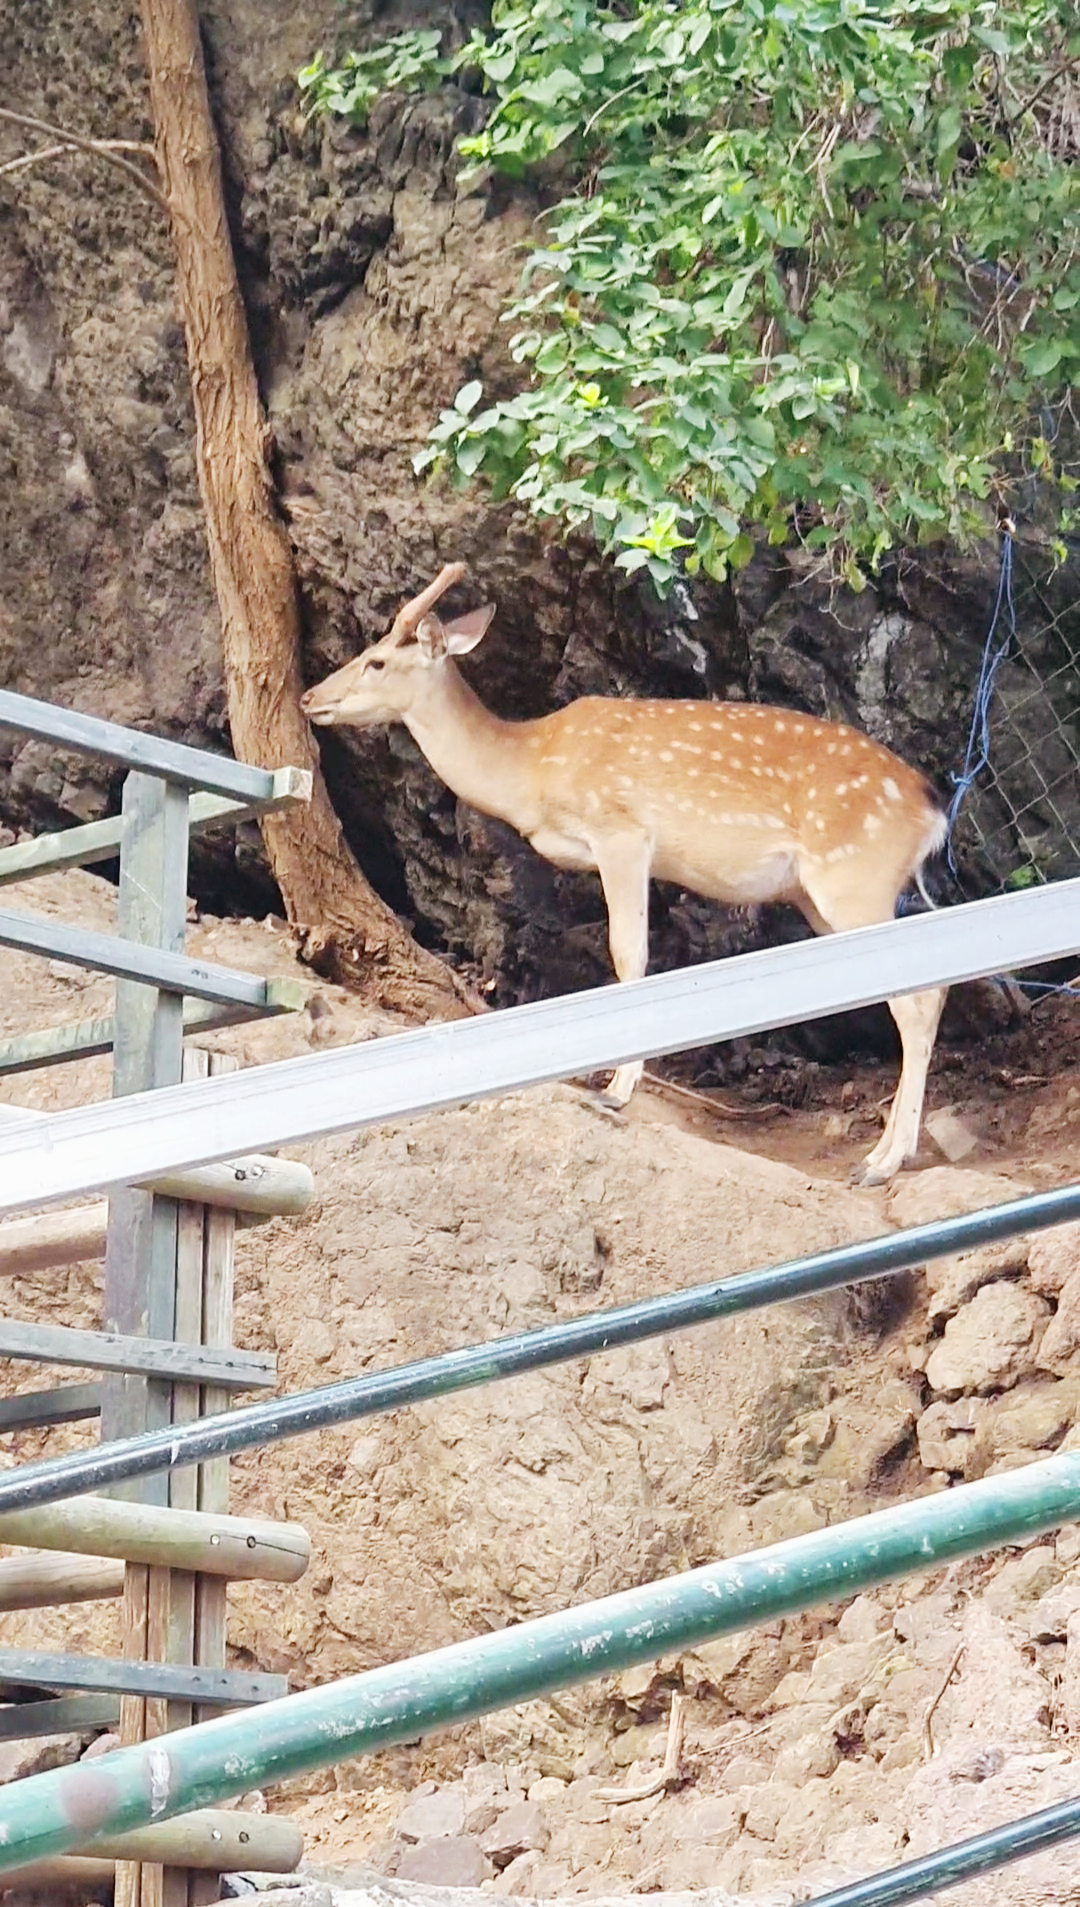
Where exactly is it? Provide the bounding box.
[2,870,1080,1903]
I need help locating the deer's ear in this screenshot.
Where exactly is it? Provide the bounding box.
[415,613,449,662]
[444,605,496,655]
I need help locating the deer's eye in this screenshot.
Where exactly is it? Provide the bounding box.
[367,658,385,672]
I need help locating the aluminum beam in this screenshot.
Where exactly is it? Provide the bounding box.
[0,1384,102,1432]
[0,1650,286,1705]
[0,1695,118,1741]
[0,689,301,804]
[0,877,1077,1216]
[0,906,271,1009]
[0,772,311,890]
[0,979,306,1076]
[0,1316,275,1386]
[1,1452,1080,1869]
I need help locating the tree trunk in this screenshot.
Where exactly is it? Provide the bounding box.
[136,0,476,1020]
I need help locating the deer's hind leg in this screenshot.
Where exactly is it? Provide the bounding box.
[798,861,946,1185]
[593,833,652,1107]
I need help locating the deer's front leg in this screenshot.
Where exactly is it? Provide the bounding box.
[593,834,652,1107]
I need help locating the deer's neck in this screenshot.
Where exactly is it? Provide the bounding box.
[403,664,536,827]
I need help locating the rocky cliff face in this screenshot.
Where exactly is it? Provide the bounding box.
[2,2,1077,1061]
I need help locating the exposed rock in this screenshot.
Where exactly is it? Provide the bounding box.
[886,1168,1033,1231]
[742,1781,802,1843]
[396,1836,491,1886]
[478,1800,549,1867]
[1028,1584,1080,1640]
[0,1732,84,1783]
[1037,1268,1080,1375]
[926,1238,1029,1323]
[924,1283,1051,1395]
[985,1546,1061,1604]
[395,1787,466,1842]
[917,1397,990,1476]
[774,1728,841,1783]
[974,1378,1080,1471]
[1028,1221,1080,1296]
[1064,1610,1080,1735]
[836,1595,890,1644]
[925,1106,981,1163]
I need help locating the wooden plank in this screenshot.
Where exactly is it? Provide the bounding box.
[0,1693,118,1740]
[85,1810,303,1871]
[0,1496,311,1580]
[117,1561,150,1907]
[106,773,189,1907]
[0,1853,116,1889]
[0,1382,101,1431]
[191,1056,238,1907]
[0,1648,286,1703]
[0,1811,301,1883]
[0,1315,275,1385]
[0,1157,311,1275]
[0,1552,123,1611]
[159,1065,206,1907]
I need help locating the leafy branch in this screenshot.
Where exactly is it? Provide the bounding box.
[303,0,1080,591]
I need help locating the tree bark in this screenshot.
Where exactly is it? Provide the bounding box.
[136,0,475,1019]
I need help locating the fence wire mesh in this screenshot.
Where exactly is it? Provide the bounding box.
[947,538,1080,899]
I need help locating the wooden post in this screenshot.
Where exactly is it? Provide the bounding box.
[116,1051,247,1907]
[106,769,187,1907]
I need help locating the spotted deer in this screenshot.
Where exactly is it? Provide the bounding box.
[301,564,947,1183]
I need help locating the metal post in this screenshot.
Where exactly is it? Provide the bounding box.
[103,772,189,1468]
[2,1451,1080,1868]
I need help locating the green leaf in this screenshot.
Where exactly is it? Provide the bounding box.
[1020,337,1065,377]
[306,0,1080,594]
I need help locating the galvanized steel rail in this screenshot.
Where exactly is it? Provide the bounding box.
[0,689,297,803]
[0,1179,1075,1515]
[1,875,1080,1215]
[808,1796,1080,1907]
[0,1453,1079,1871]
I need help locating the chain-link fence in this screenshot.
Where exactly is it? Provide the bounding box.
[947,538,1080,898]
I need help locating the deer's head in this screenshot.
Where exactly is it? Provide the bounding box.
[300,564,495,730]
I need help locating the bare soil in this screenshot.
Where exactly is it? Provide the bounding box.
[2,869,1080,1902]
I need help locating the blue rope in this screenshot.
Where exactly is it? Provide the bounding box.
[938,533,1080,1003]
[944,529,1016,875]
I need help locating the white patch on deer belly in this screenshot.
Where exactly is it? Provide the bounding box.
[652,835,798,903]
[528,824,599,872]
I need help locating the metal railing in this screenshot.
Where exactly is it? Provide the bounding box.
[1,874,1080,1213]
[1,690,1080,1899]
[2,1451,1080,1873]
[0,1177,1077,1514]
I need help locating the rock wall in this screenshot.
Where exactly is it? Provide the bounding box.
[2,1,1078,1047]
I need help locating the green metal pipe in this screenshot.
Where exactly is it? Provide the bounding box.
[808,1792,1080,1907]
[1,1180,1079,1516]
[0,1453,1079,1869]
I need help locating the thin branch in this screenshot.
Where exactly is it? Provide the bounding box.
[1009,52,1080,128]
[0,107,166,211]
[595,1692,687,1804]
[922,1641,964,1759]
[0,138,153,182]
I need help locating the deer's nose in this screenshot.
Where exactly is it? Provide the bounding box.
[299,687,314,710]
